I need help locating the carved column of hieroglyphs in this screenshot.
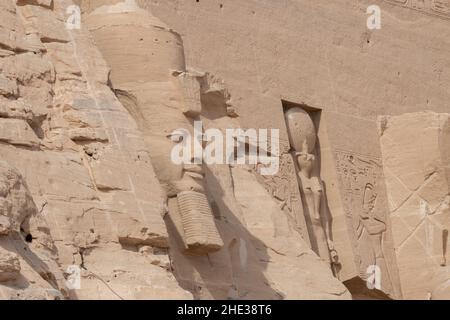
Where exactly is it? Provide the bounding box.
[385,0,450,19]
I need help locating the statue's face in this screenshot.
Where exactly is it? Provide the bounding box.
[297,153,314,173]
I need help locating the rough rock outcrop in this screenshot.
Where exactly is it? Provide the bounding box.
[0,160,65,300]
[0,0,190,300]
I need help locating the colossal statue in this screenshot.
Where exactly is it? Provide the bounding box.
[85,1,223,255]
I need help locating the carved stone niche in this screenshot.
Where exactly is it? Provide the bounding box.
[283,102,340,276]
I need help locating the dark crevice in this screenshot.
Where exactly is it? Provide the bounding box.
[25,233,33,243]
[79,250,87,270]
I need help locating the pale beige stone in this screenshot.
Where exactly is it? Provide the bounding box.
[0,249,20,282]
[380,111,450,300]
[0,118,40,148]
[0,0,448,300]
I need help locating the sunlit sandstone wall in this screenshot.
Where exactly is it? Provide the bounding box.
[134,0,450,298]
[77,0,353,299]
[74,0,450,299]
[1,0,448,300]
[139,0,450,124]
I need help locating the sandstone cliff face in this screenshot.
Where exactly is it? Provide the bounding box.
[380,112,450,299]
[132,0,450,300]
[0,0,190,300]
[0,0,349,300]
[0,0,448,300]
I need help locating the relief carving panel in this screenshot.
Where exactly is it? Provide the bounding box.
[335,150,402,298]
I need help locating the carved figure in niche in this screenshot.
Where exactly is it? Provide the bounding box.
[284,107,339,274]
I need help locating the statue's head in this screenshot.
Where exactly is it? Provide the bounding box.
[284,107,317,154]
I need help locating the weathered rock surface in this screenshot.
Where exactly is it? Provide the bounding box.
[380,111,450,300]
[79,0,348,299]
[0,0,190,300]
[0,160,66,300]
[0,249,21,282]
[0,0,448,300]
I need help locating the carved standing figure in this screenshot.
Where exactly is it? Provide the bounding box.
[359,183,386,268]
[285,107,339,273]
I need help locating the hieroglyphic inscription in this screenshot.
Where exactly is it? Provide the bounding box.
[385,0,450,20]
